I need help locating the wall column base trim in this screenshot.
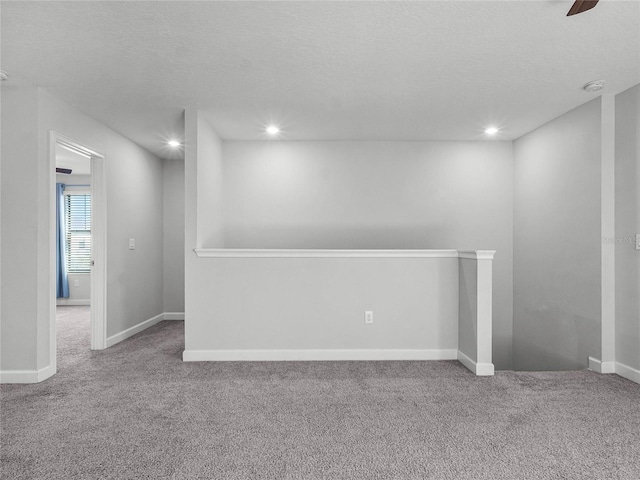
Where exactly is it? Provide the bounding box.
[182,348,458,362]
[588,356,616,374]
[588,357,639,384]
[457,350,495,376]
[0,364,56,384]
[163,312,185,320]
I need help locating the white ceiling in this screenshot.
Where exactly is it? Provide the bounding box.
[2,1,639,160]
[56,144,91,175]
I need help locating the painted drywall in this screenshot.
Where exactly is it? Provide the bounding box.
[615,84,640,372]
[0,85,40,371]
[221,141,514,368]
[197,116,224,248]
[0,85,165,378]
[184,109,224,350]
[513,98,602,371]
[163,158,185,313]
[56,174,90,185]
[458,259,478,360]
[186,256,459,354]
[38,89,165,340]
[56,273,90,305]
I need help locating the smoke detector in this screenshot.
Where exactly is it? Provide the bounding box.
[583,80,605,93]
[0,71,8,81]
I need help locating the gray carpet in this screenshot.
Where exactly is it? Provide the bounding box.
[1,310,640,480]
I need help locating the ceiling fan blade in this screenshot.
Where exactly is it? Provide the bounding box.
[567,0,599,16]
[56,167,72,174]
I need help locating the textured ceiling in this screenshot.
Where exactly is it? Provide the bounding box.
[2,1,639,160]
[56,144,91,176]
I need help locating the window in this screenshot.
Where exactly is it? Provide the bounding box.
[65,193,91,273]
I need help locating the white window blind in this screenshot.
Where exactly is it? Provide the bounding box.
[65,193,91,273]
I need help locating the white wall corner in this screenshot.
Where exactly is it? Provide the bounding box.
[588,356,616,374]
[458,350,495,376]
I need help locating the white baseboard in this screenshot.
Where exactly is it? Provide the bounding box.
[0,364,56,384]
[163,312,185,320]
[56,299,90,306]
[106,312,165,348]
[457,350,495,376]
[183,348,458,362]
[615,361,640,384]
[588,356,616,374]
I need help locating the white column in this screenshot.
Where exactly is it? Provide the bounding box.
[457,250,495,376]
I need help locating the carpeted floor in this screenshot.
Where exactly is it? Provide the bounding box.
[1,310,640,480]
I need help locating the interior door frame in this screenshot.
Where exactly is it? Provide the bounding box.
[49,131,107,371]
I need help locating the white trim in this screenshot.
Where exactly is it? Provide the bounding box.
[195,248,462,258]
[56,299,90,306]
[50,132,108,365]
[183,348,458,362]
[457,350,495,376]
[615,362,640,384]
[588,356,616,374]
[106,313,165,348]
[89,151,107,350]
[458,250,496,260]
[163,312,185,320]
[0,364,56,384]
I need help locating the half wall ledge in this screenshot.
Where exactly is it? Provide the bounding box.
[186,249,495,376]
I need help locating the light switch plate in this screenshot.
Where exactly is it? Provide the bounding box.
[636,234,640,250]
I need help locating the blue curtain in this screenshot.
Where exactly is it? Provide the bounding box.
[56,183,70,298]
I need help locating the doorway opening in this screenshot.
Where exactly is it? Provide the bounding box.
[50,132,106,376]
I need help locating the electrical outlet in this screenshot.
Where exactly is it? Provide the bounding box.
[636,234,640,250]
[74,279,80,287]
[129,238,136,250]
[364,311,374,324]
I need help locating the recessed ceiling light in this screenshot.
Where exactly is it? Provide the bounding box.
[583,80,605,93]
[484,127,499,135]
[168,140,181,147]
[0,71,8,81]
[266,125,280,135]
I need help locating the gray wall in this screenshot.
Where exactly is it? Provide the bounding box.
[513,98,602,370]
[0,86,166,374]
[221,141,514,368]
[198,117,224,248]
[184,110,225,349]
[163,159,185,313]
[458,259,478,360]
[39,89,165,341]
[1,85,39,371]
[186,256,459,353]
[615,84,640,371]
